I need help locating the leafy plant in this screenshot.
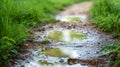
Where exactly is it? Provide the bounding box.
[0,37,15,64]
[101,40,120,67]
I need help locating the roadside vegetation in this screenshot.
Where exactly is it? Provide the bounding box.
[0,0,90,65]
[90,0,120,66]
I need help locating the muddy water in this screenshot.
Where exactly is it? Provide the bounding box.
[12,2,115,67]
[12,15,114,67]
[56,15,87,22]
[45,30,87,43]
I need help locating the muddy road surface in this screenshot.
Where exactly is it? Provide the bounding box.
[11,2,115,67]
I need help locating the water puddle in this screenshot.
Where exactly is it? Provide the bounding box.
[37,47,79,58]
[15,47,87,67]
[22,60,88,67]
[45,30,87,43]
[38,60,88,67]
[12,24,114,67]
[56,15,87,22]
[67,17,81,22]
[37,48,69,58]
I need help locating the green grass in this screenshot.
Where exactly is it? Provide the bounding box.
[90,0,120,66]
[90,0,120,33]
[101,40,120,67]
[0,0,89,65]
[0,0,28,64]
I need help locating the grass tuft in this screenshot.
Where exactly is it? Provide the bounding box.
[90,0,120,32]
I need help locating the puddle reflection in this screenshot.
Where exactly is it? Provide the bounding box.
[37,47,79,58]
[45,30,87,43]
[56,15,87,22]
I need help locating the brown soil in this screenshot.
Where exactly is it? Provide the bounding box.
[57,2,93,15]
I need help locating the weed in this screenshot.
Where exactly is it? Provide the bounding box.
[101,40,120,67]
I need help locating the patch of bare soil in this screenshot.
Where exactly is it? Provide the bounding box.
[57,2,93,15]
[68,58,107,66]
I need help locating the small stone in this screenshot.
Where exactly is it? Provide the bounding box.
[96,51,99,54]
[59,59,64,63]
[14,62,18,64]
[87,52,90,54]
[24,44,29,47]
